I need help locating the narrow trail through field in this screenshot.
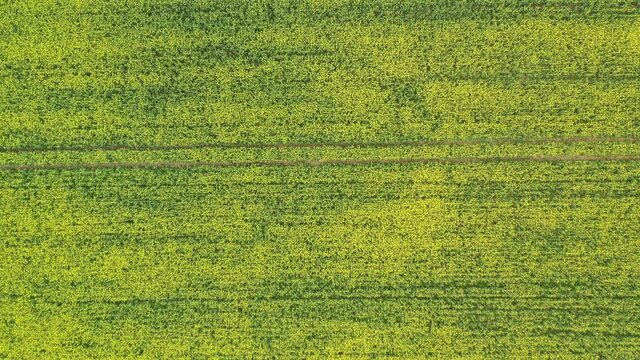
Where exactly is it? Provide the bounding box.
[1,136,639,153]
[2,292,639,305]
[3,154,640,171]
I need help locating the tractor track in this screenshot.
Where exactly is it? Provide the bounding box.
[3,154,640,171]
[0,136,638,154]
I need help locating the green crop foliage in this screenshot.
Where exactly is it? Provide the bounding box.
[1,0,640,358]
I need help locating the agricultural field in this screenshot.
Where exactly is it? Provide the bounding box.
[1,0,640,358]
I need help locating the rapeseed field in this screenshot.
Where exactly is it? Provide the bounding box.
[1,0,640,358]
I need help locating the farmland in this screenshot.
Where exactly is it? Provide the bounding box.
[1,0,640,358]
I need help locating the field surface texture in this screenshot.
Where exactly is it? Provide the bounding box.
[2,0,640,358]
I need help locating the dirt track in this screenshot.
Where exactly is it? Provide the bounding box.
[3,154,640,171]
[0,136,638,153]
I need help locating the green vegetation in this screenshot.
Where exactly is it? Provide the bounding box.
[1,0,640,358]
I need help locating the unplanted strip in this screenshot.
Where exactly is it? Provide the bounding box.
[0,136,638,154]
[3,154,640,171]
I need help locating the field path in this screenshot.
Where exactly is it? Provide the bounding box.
[1,136,639,153]
[3,154,640,171]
